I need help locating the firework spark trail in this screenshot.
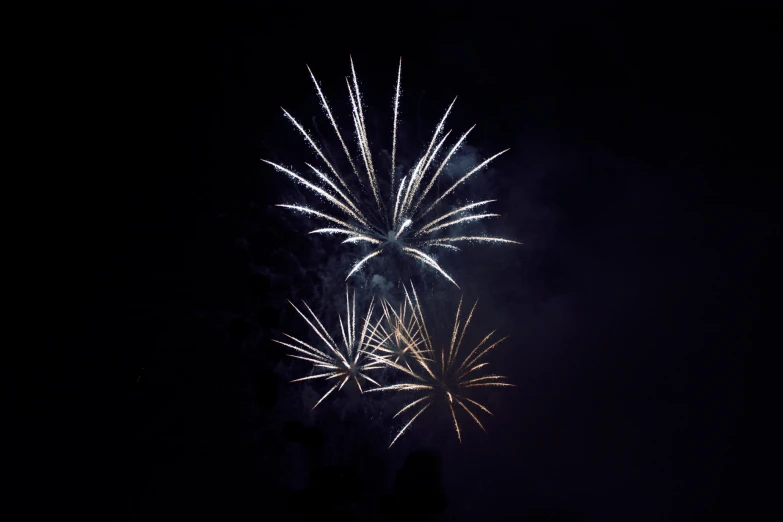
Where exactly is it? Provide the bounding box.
[448,296,463,366]
[367,283,513,445]
[262,160,368,226]
[402,247,459,288]
[397,218,413,237]
[274,288,384,408]
[281,109,352,194]
[422,213,501,235]
[392,171,413,229]
[305,163,363,215]
[309,228,359,236]
[408,284,434,356]
[424,236,523,246]
[388,402,431,448]
[349,57,382,212]
[345,76,383,220]
[276,204,362,233]
[449,400,461,443]
[420,148,511,218]
[451,299,478,367]
[307,65,362,186]
[432,244,461,252]
[391,57,401,193]
[400,100,454,222]
[269,58,520,286]
[346,80,372,186]
[413,125,476,213]
[303,301,347,362]
[402,98,456,218]
[393,395,431,418]
[286,301,345,365]
[415,200,495,235]
[345,248,384,280]
[458,335,510,375]
[455,397,486,433]
[401,129,453,222]
[351,291,357,354]
[342,235,383,244]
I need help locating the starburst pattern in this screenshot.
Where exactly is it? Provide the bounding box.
[274,288,386,409]
[367,284,514,447]
[264,57,520,287]
[362,293,431,372]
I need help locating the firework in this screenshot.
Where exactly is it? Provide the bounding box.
[274,288,387,409]
[367,284,514,447]
[264,57,520,287]
[362,294,430,372]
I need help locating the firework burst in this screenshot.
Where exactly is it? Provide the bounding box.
[362,293,431,373]
[264,57,520,287]
[274,288,387,409]
[367,284,514,447]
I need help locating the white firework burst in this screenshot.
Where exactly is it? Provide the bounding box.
[274,288,387,409]
[264,57,520,287]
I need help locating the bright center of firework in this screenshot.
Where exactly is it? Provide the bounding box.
[386,218,412,246]
[397,218,412,237]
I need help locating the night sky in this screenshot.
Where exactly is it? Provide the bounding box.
[42,11,774,522]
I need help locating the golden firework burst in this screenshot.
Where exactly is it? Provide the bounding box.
[367,284,514,446]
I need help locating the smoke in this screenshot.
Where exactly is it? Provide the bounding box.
[369,274,394,295]
[443,143,481,179]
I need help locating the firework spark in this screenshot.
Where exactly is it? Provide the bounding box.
[367,284,514,447]
[265,57,520,287]
[274,288,387,408]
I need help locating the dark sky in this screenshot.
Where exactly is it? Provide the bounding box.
[41,11,774,522]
